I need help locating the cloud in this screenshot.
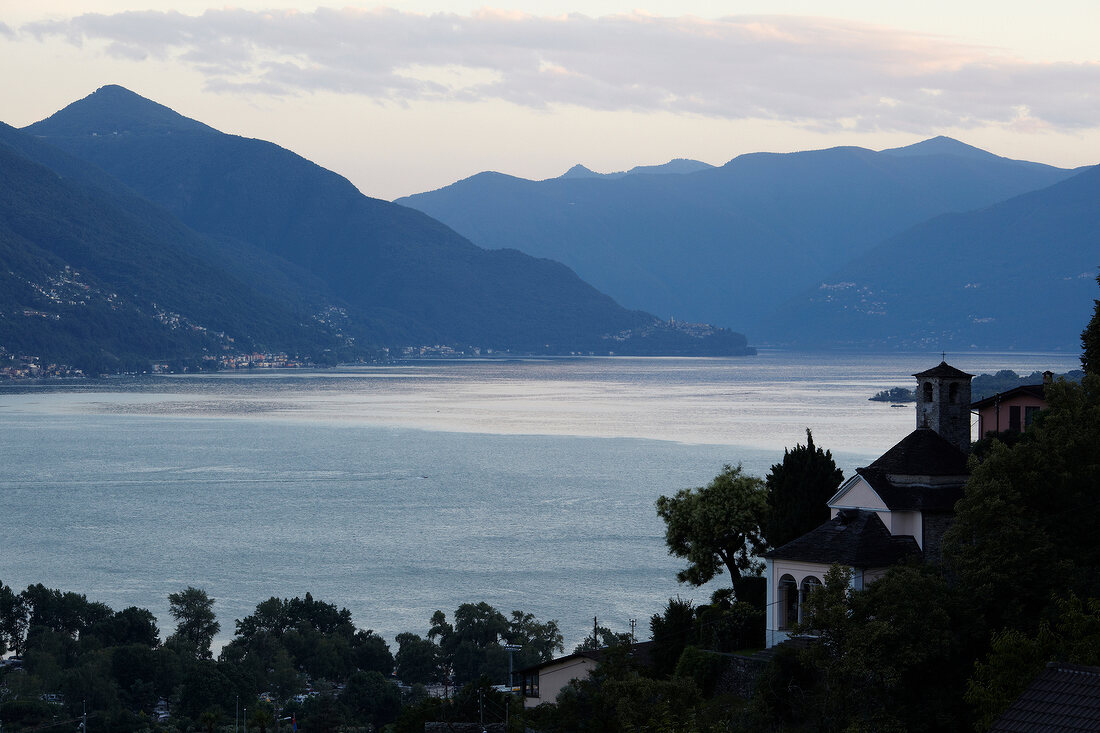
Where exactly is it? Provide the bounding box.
[20,7,1100,131]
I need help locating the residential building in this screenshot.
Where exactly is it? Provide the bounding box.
[972,371,1053,437]
[763,362,973,648]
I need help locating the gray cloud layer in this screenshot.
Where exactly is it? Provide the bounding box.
[20,8,1100,131]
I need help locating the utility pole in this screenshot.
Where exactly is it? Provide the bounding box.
[236,696,239,733]
[593,616,598,647]
[629,619,637,644]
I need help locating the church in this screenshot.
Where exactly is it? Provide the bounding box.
[763,362,973,648]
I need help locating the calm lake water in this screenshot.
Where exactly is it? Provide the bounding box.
[0,351,1079,651]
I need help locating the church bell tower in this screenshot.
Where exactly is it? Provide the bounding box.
[914,361,974,454]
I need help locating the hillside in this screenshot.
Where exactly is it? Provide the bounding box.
[0,123,355,373]
[398,140,1077,334]
[19,85,751,359]
[763,164,1100,350]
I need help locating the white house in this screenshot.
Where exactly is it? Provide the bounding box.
[764,362,973,648]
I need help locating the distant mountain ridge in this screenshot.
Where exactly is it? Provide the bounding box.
[763,163,1100,350]
[558,158,715,180]
[4,85,751,371]
[398,138,1080,344]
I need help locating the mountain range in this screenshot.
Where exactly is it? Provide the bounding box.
[399,137,1097,349]
[2,85,750,372]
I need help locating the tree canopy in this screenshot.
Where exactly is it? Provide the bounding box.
[167,586,220,659]
[1082,270,1100,373]
[764,429,844,549]
[656,464,768,587]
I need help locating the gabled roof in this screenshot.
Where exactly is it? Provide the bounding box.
[991,662,1100,732]
[866,428,970,477]
[516,641,654,675]
[855,467,964,512]
[765,509,920,567]
[971,384,1047,410]
[913,361,974,379]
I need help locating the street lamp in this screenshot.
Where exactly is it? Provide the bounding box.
[502,644,522,692]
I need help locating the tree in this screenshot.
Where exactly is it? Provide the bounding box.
[649,597,696,678]
[656,464,768,587]
[506,610,564,669]
[764,429,844,549]
[943,374,1100,632]
[87,606,160,648]
[752,564,969,732]
[1082,270,1100,374]
[573,624,632,653]
[341,670,402,729]
[0,580,28,655]
[167,586,219,659]
[966,594,1100,731]
[394,632,441,685]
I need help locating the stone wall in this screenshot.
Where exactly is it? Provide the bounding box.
[425,723,505,733]
[922,512,955,565]
[713,654,769,698]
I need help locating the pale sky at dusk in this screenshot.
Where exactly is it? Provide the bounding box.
[3,1,1099,199]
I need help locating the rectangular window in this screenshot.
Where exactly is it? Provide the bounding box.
[1025,406,1040,428]
[523,672,539,698]
[1009,405,1021,432]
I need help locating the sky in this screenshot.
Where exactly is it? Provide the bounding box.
[3,1,1100,200]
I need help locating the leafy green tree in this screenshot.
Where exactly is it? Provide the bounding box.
[572,624,632,653]
[944,374,1100,632]
[1082,270,1100,373]
[352,629,394,674]
[764,429,844,549]
[22,584,111,639]
[431,602,556,684]
[248,704,275,733]
[506,610,564,669]
[774,563,970,732]
[87,606,160,648]
[0,580,28,655]
[167,586,220,659]
[650,597,696,678]
[198,707,222,733]
[656,464,768,586]
[340,670,402,729]
[966,594,1100,731]
[394,632,442,685]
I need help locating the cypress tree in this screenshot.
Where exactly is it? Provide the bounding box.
[764,429,844,549]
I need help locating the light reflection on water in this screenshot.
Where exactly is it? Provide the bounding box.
[0,352,1078,650]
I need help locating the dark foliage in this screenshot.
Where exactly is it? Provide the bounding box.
[764,429,844,550]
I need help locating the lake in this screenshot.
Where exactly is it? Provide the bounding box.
[0,351,1079,651]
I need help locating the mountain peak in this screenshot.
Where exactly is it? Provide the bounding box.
[25,84,215,138]
[559,163,602,179]
[880,136,1000,161]
[625,158,714,176]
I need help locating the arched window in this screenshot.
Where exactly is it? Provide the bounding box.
[798,576,822,624]
[923,382,934,402]
[949,382,959,404]
[778,575,797,630]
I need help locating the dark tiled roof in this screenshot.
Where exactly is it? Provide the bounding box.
[855,467,965,512]
[991,662,1100,732]
[913,361,974,379]
[866,428,969,477]
[765,509,920,567]
[972,384,1047,410]
[516,641,655,675]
